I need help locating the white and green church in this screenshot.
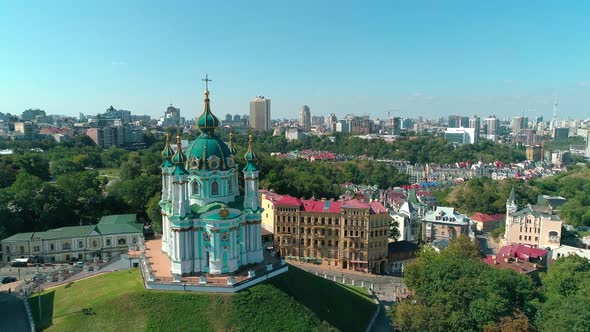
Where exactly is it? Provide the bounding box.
[159,87,263,276]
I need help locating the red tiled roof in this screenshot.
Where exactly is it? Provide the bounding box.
[369,201,388,214]
[341,199,370,209]
[482,255,539,274]
[275,196,302,206]
[471,212,505,223]
[301,199,342,213]
[498,244,547,261]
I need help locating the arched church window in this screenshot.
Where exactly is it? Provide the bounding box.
[211,181,219,196]
[192,181,200,196]
[106,239,111,246]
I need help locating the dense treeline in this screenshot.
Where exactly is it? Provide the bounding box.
[530,165,590,227]
[222,132,526,164]
[433,177,540,216]
[390,236,590,331]
[0,130,526,241]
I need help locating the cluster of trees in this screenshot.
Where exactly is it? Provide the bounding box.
[390,236,590,331]
[530,165,590,227]
[224,131,526,165]
[0,138,162,240]
[433,177,540,215]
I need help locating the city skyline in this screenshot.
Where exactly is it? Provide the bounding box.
[1,1,589,120]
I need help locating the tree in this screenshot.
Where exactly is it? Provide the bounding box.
[389,220,400,240]
[119,153,142,181]
[146,193,162,233]
[13,153,50,180]
[50,159,85,177]
[0,157,19,188]
[444,234,482,259]
[395,237,535,331]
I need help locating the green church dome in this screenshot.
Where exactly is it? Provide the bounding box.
[185,132,233,170]
[196,90,220,133]
[184,87,236,171]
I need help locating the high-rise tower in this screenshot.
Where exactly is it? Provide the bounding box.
[249,96,271,131]
[298,105,311,131]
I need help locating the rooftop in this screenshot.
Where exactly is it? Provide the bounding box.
[388,240,420,255]
[471,212,505,223]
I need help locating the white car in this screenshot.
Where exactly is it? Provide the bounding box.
[73,261,85,268]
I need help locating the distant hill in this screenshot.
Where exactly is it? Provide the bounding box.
[30,267,376,332]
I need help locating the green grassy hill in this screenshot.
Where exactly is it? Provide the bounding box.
[29,267,376,332]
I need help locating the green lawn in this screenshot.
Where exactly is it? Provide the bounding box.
[28,267,376,332]
[97,168,120,178]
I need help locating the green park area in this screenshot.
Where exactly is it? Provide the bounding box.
[28,267,376,332]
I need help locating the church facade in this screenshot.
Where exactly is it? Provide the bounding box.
[159,86,263,276]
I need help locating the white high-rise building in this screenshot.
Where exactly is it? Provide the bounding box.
[298,105,311,131]
[249,96,271,131]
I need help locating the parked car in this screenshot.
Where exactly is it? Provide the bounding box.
[73,261,85,268]
[1,277,17,284]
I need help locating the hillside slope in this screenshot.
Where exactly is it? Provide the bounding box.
[29,267,376,332]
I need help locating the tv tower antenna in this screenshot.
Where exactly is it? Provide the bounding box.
[551,92,558,130]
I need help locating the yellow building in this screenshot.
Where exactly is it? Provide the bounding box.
[264,193,390,274]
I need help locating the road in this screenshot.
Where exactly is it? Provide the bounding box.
[0,293,32,332]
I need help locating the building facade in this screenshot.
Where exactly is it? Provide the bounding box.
[249,96,271,131]
[2,214,143,263]
[263,195,390,274]
[504,186,562,249]
[422,206,473,243]
[160,87,264,276]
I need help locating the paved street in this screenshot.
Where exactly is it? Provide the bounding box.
[0,293,32,332]
[477,232,500,256]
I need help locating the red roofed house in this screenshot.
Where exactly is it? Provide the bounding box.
[264,194,391,274]
[483,244,548,275]
[471,212,505,232]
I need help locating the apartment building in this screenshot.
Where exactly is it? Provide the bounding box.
[262,193,390,274]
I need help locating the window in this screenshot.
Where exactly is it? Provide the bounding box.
[78,253,83,259]
[19,246,25,254]
[33,246,40,252]
[79,240,84,248]
[5,246,9,253]
[63,243,71,250]
[50,244,54,251]
[228,178,233,194]
[92,240,98,248]
[106,239,111,247]
[192,181,200,196]
[118,238,126,245]
[211,181,219,196]
[132,237,138,244]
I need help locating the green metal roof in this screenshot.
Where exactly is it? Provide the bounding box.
[2,232,35,242]
[96,222,143,235]
[99,214,137,225]
[35,225,96,240]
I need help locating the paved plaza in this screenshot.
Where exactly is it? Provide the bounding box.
[144,239,282,285]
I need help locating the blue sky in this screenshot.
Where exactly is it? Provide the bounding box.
[1,1,589,120]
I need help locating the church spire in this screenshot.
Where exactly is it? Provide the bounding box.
[161,131,174,160]
[243,134,258,172]
[196,74,219,134]
[171,129,187,166]
[508,184,515,203]
[228,132,237,155]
